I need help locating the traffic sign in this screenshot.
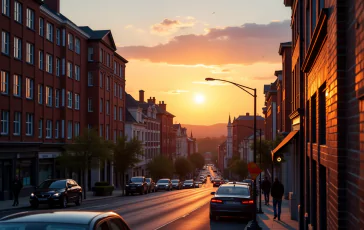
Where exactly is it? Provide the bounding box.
[247,162,262,180]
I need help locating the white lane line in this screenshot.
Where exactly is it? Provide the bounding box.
[153,200,210,230]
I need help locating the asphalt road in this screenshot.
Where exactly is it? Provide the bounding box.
[0,166,248,230]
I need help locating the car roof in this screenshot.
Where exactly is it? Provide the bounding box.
[219,183,250,188]
[158,178,170,180]
[0,211,119,225]
[131,176,144,178]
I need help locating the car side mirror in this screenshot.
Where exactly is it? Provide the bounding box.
[67,184,72,189]
[211,192,215,195]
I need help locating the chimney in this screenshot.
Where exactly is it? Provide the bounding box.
[139,90,145,103]
[159,101,167,111]
[246,113,250,116]
[147,97,152,104]
[43,0,60,13]
[152,97,156,104]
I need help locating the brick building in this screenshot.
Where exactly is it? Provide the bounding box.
[263,76,278,141]
[0,0,126,200]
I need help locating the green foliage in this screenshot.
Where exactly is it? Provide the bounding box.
[92,185,115,196]
[113,136,144,175]
[174,157,192,179]
[188,153,205,170]
[229,159,249,180]
[197,136,226,155]
[147,155,174,180]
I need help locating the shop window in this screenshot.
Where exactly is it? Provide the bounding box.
[39,159,53,183]
[319,84,326,145]
[16,159,33,186]
[311,94,317,143]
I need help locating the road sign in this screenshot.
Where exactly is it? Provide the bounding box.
[247,162,262,180]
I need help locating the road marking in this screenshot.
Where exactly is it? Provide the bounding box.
[153,200,210,230]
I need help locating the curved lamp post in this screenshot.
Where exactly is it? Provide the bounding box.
[205,78,261,229]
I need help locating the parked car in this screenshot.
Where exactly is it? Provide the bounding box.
[210,182,254,221]
[156,179,172,191]
[145,178,156,193]
[171,179,183,190]
[0,211,131,230]
[183,179,195,189]
[125,177,148,195]
[213,179,224,187]
[195,181,202,188]
[29,179,82,209]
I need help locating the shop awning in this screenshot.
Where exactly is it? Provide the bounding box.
[271,130,299,159]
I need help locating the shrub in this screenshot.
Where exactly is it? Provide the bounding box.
[92,181,114,196]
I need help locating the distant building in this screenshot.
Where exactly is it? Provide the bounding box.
[217,142,226,172]
[187,132,197,156]
[226,115,233,169]
[173,124,188,158]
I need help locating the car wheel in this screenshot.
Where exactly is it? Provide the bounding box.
[61,197,67,208]
[31,202,39,209]
[75,194,82,206]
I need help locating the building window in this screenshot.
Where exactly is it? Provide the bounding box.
[26,43,34,64]
[99,48,103,62]
[119,65,123,78]
[13,112,21,135]
[75,38,80,54]
[25,113,33,136]
[319,85,326,145]
[13,75,21,97]
[74,122,80,137]
[67,62,72,78]
[56,28,60,45]
[46,23,53,42]
[106,77,109,91]
[88,47,93,61]
[55,89,60,108]
[46,86,52,107]
[119,86,123,99]
[1,71,9,94]
[119,130,123,138]
[2,0,10,16]
[75,65,80,81]
[0,110,9,135]
[312,0,317,33]
[114,61,117,74]
[1,31,9,55]
[39,18,44,37]
[56,58,60,76]
[114,130,117,143]
[88,72,93,86]
[75,93,80,110]
[46,120,52,138]
[38,84,43,104]
[106,100,110,115]
[46,54,53,73]
[106,54,110,67]
[38,119,43,138]
[25,78,33,99]
[55,121,59,139]
[68,34,73,50]
[67,91,72,108]
[88,98,93,112]
[99,124,103,137]
[67,121,72,139]
[99,73,103,88]
[100,98,103,113]
[26,8,34,29]
[119,107,123,121]
[114,106,117,121]
[114,83,117,97]
[39,50,43,70]
[14,1,22,23]
[106,125,109,140]
[311,94,317,143]
[14,37,22,59]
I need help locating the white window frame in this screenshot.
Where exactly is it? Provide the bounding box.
[75,38,80,54]
[67,62,72,78]
[55,89,60,108]
[88,98,93,112]
[26,8,34,29]
[38,84,43,104]
[25,77,33,99]
[67,121,72,139]
[46,120,52,139]
[14,37,21,59]
[39,17,44,37]
[39,50,43,70]
[88,72,93,86]
[38,119,43,138]
[68,34,73,50]
[25,113,33,136]
[1,31,9,55]
[75,93,80,110]
[14,1,22,24]
[1,71,9,94]
[13,75,21,97]
[2,0,10,16]
[75,65,80,81]
[46,54,53,73]
[56,29,60,45]
[56,58,60,76]
[0,110,9,135]
[55,121,59,139]
[67,91,72,108]
[46,86,52,107]
[46,23,53,42]
[26,43,34,64]
[13,112,21,135]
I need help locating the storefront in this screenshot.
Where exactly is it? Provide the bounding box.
[38,152,61,184]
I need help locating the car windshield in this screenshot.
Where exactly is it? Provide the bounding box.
[171,180,179,183]
[145,178,151,182]
[214,180,221,182]
[130,178,144,182]
[185,180,193,183]
[217,187,250,196]
[0,223,88,230]
[38,180,66,189]
[157,179,169,183]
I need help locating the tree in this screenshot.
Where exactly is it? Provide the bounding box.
[58,128,113,199]
[229,159,249,181]
[188,153,205,170]
[113,136,144,195]
[147,155,174,180]
[174,157,192,180]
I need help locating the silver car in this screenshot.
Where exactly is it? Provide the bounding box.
[155,179,172,191]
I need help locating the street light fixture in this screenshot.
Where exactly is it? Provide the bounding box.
[205,78,261,230]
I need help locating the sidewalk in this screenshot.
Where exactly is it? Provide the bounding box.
[0,190,124,211]
[255,196,299,229]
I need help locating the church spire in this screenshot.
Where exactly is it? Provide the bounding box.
[228,114,231,124]
[190,131,193,138]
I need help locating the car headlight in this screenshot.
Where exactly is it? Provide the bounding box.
[30,193,35,197]
[165,185,169,187]
[53,193,60,197]
[126,185,129,187]
[137,184,142,187]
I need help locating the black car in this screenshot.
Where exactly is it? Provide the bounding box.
[29,179,82,208]
[146,178,156,193]
[210,183,254,221]
[0,211,131,230]
[171,179,182,190]
[125,177,148,195]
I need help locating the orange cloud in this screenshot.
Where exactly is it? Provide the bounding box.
[118,20,290,65]
[151,18,195,35]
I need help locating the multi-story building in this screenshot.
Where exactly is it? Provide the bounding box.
[217,141,226,172]
[226,115,233,169]
[187,132,197,156]
[173,123,188,158]
[263,75,278,141]
[0,0,126,200]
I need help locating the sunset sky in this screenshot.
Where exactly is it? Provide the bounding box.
[61,0,291,125]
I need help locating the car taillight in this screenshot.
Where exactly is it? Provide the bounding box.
[211,199,223,203]
[242,200,254,204]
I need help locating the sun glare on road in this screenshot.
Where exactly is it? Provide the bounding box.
[194,94,205,104]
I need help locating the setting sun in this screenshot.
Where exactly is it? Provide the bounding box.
[195,94,205,104]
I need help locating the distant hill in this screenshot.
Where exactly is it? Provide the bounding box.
[183,123,227,138]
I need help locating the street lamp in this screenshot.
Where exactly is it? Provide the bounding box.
[205,78,261,230]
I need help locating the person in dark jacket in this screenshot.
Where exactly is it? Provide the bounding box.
[261,177,272,205]
[271,177,284,220]
[12,175,23,206]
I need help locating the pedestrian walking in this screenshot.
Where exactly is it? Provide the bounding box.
[12,175,23,206]
[271,177,284,221]
[261,177,272,205]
